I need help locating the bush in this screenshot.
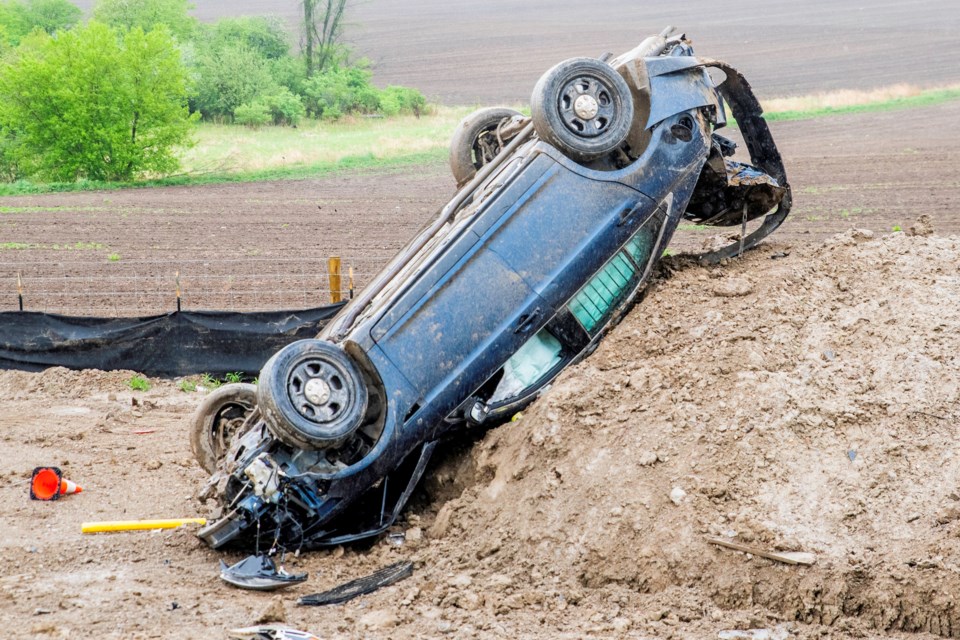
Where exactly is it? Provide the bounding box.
[191,43,278,120]
[93,0,197,41]
[207,16,289,60]
[234,101,270,128]
[263,88,305,126]
[0,22,195,181]
[302,66,381,119]
[379,85,427,117]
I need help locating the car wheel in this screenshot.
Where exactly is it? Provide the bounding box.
[190,383,257,474]
[449,107,523,187]
[258,339,368,451]
[530,57,633,162]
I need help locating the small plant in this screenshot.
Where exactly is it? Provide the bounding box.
[892,225,902,232]
[224,371,243,384]
[199,373,222,389]
[128,374,150,391]
[108,253,121,262]
[178,379,197,392]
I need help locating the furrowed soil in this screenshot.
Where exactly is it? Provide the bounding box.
[3,228,960,639]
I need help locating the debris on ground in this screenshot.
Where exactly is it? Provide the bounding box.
[298,561,414,606]
[228,625,321,640]
[706,536,816,566]
[220,554,308,591]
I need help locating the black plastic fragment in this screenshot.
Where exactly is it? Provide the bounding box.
[298,561,414,606]
[220,553,308,591]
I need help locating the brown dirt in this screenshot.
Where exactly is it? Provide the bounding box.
[2,227,959,639]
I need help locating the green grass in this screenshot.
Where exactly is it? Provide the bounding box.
[762,86,960,122]
[127,375,150,391]
[0,241,106,251]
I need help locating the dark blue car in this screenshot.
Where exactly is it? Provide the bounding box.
[194,28,790,550]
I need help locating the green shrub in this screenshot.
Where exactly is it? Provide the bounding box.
[191,43,279,121]
[207,16,288,60]
[264,88,305,126]
[0,22,195,182]
[379,85,427,117]
[234,101,270,128]
[128,374,150,391]
[92,0,197,41]
[302,66,381,119]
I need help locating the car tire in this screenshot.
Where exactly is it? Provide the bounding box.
[449,107,523,187]
[530,57,633,162]
[190,383,258,475]
[257,339,368,451]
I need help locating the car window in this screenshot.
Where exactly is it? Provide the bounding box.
[568,220,659,334]
[488,328,563,404]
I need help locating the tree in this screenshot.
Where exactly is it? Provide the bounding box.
[302,0,347,77]
[0,0,81,45]
[191,43,279,120]
[0,22,195,181]
[208,15,290,61]
[92,0,197,41]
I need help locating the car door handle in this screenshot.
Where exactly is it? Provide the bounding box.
[618,202,643,226]
[514,307,541,334]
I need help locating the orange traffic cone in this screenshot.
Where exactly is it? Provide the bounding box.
[30,467,82,501]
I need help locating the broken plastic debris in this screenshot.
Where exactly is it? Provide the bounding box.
[298,560,413,606]
[228,625,321,640]
[220,554,308,591]
[718,626,789,640]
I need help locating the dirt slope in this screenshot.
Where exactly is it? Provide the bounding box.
[2,226,959,638]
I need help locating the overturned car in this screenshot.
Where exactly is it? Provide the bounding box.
[192,28,791,550]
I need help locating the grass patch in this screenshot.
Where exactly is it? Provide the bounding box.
[0,148,448,196]
[762,84,960,122]
[0,241,106,250]
[127,375,150,391]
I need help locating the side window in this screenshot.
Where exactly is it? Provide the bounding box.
[488,328,563,405]
[568,220,659,334]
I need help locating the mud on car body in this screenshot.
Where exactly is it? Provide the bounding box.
[193,28,791,551]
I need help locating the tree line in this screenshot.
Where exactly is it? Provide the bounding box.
[0,0,427,182]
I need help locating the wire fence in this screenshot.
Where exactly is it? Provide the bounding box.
[0,254,394,316]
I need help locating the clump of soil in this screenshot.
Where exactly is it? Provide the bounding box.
[2,230,958,639]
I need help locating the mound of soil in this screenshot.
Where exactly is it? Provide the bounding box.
[2,228,958,639]
[412,227,960,638]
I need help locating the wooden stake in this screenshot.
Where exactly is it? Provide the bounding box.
[175,270,181,312]
[706,536,816,566]
[348,265,355,300]
[16,271,23,311]
[328,256,342,303]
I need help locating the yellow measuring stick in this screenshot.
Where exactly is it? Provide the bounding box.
[81,518,207,533]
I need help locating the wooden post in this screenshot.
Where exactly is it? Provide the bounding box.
[348,266,355,300]
[175,271,181,312]
[328,256,342,303]
[16,271,23,311]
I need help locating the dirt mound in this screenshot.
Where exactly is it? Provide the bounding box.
[413,229,960,638]
[3,229,959,639]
